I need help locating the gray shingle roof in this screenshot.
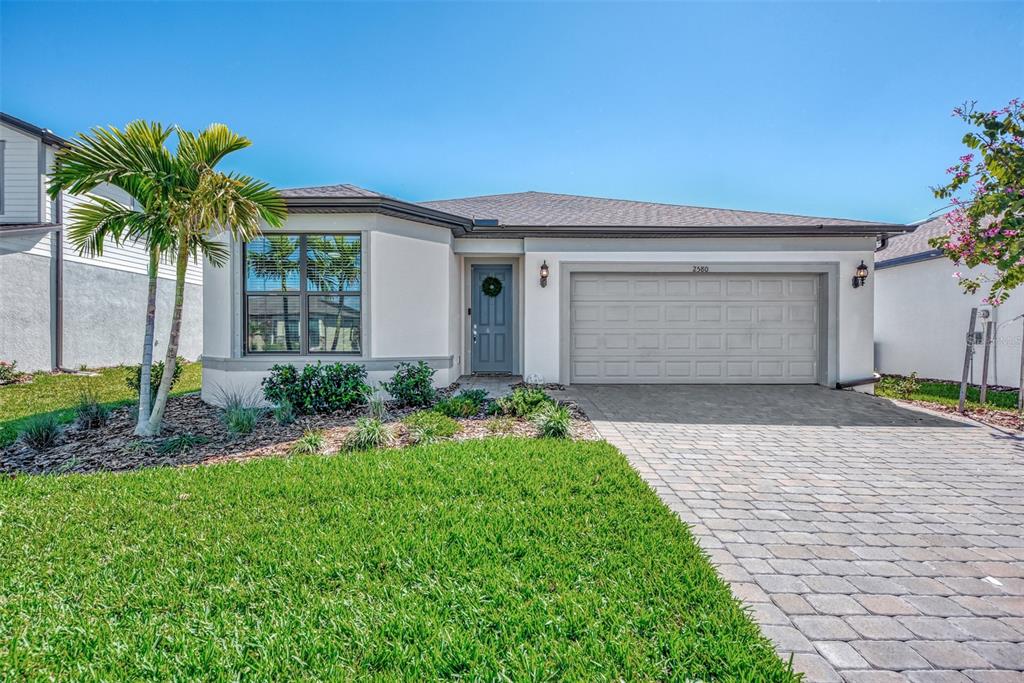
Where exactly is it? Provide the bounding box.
[418,191,889,228]
[279,184,390,199]
[876,216,948,265]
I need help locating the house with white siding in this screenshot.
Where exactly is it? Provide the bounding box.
[0,112,202,372]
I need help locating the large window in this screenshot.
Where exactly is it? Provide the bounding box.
[244,233,362,354]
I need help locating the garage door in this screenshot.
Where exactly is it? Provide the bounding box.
[570,273,821,384]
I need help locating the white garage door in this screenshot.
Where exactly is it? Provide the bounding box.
[570,273,821,384]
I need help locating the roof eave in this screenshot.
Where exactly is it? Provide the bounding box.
[283,196,473,235]
[459,223,915,239]
[0,112,68,148]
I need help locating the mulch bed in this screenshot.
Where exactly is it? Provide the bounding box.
[1,391,598,476]
[893,397,1024,433]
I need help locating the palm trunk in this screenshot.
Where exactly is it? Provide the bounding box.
[144,233,189,435]
[133,246,160,436]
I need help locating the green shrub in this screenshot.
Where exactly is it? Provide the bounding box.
[20,414,61,450]
[382,361,436,407]
[402,410,459,444]
[534,403,572,439]
[288,430,326,456]
[492,388,553,418]
[342,417,394,451]
[157,434,210,455]
[435,396,478,418]
[217,389,265,436]
[272,399,296,426]
[261,362,369,415]
[0,360,25,386]
[126,357,186,402]
[76,389,110,429]
[879,372,920,400]
[456,389,489,406]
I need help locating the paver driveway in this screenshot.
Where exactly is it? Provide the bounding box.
[562,385,1024,683]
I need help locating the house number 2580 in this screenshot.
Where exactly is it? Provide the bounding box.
[692,265,710,273]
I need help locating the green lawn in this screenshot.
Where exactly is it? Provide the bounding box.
[876,375,1018,410]
[0,440,796,681]
[0,363,202,446]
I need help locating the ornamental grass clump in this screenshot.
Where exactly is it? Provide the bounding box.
[272,399,296,426]
[157,434,210,455]
[342,417,394,451]
[20,414,62,450]
[288,430,326,456]
[75,389,110,429]
[402,410,459,445]
[534,403,573,439]
[217,388,265,436]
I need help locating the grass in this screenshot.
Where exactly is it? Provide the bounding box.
[0,440,795,681]
[0,363,202,447]
[876,375,1018,411]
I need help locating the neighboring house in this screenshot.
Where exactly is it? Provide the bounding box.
[0,112,202,372]
[201,184,911,401]
[875,216,1024,388]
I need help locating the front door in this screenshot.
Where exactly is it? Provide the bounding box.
[471,264,514,374]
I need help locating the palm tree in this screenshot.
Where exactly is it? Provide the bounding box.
[48,122,178,435]
[143,124,286,435]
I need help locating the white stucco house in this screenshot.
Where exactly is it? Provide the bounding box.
[201,183,911,401]
[0,112,202,372]
[875,216,1024,388]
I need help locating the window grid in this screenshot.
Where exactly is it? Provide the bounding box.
[243,233,362,356]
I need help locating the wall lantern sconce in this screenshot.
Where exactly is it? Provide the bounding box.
[539,260,550,288]
[852,261,869,288]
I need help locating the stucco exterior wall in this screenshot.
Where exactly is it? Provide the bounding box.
[520,236,878,388]
[201,213,461,403]
[0,249,52,371]
[876,258,1024,387]
[62,261,203,369]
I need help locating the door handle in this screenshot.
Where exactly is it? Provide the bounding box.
[472,324,478,344]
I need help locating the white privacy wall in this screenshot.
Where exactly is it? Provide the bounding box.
[520,236,878,388]
[875,258,1024,387]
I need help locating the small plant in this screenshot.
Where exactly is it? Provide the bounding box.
[534,403,572,439]
[485,416,517,434]
[382,361,436,407]
[880,372,920,400]
[492,387,553,418]
[402,410,459,444]
[289,430,326,456]
[456,389,488,405]
[342,417,394,451]
[19,414,61,450]
[157,434,211,455]
[364,386,390,421]
[0,360,25,386]
[435,396,478,418]
[126,357,186,403]
[75,389,110,429]
[272,399,296,426]
[217,388,265,436]
[261,362,369,415]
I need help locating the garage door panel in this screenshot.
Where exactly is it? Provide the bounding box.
[570,273,821,384]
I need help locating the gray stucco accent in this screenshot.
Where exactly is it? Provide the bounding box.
[202,354,454,372]
[61,260,203,369]
[0,250,52,371]
[556,261,840,387]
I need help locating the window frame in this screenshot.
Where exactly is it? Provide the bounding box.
[242,232,364,356]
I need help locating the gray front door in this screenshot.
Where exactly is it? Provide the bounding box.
[472,264,514,374]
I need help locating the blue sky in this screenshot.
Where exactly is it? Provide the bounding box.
[2,1,1021,223]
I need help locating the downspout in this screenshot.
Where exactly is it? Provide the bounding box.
[54,192,63,371]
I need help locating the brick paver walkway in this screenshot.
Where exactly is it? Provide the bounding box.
[562,385,1024,682]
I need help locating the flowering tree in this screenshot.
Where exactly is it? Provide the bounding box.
[930,98,1024,304]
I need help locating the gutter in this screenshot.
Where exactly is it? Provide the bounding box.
[875,249,944,270]
[836,374,881,390]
